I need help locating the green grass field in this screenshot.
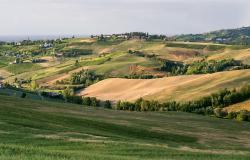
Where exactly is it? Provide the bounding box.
[5,63,43,75]
[0,56,14,68]
[0,95,250,160]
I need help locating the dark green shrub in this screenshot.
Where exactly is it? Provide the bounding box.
[20,92,26,98]
[236,110,249,121]
[104,100,112,109]
[227,112,237,119]
[82,97,92,106]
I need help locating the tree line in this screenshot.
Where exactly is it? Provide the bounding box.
[60,49,93,57]
[62,86,112,108]
[115,85,250,122]
[6,80,249,122]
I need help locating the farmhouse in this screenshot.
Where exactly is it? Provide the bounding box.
[41,42,53,49]
[15,42,21,46]
[55,53,63,57]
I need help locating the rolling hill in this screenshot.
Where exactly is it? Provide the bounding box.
[173,26,250,45]
[224,100,250,112]
[1,36,250,104]
[1,95,250,160]
[2,38,250,85]
[1,29,250,160]
[80,69,250,102]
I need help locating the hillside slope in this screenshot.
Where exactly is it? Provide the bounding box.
[224,100,250,112]
[173,26,250,45]
[1,95,250,160]
[80,69,250,102]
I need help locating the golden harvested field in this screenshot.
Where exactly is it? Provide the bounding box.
[208,48,250,64]
[80,69,250,102]
[224,100,250,112]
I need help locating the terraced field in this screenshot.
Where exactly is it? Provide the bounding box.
[0,95,250,160]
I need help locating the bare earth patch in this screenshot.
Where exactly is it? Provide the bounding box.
[80,39,96,43]
[0,69,12,80]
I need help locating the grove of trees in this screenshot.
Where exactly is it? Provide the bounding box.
[70,70,103,87]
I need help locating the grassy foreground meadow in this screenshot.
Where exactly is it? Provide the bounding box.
[0,95,250,160]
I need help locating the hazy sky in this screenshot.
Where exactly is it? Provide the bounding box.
[0,0,250,35]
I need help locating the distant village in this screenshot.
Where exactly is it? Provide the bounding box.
[1,38,63,65]
[91,32,168,41]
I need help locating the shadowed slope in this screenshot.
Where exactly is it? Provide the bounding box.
[1,95,250,159]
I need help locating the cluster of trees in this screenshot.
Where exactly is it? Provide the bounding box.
[160,59,250,75]
[64,95,101,107]
[158,59,187,75]
[116,98,162,111]
[40,91,63,99]
[185,59,250,74]
[70,70,103,87]
[214,108,250,121]
[123,74,155,79]
[115,85,250,122]
[128,50,157,59]
[62,49,93,57]
[65,95,112,108]
[63,87,111,108]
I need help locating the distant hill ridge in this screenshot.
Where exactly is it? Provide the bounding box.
[172,26,250,45]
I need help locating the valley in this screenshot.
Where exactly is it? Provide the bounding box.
[1,28,250,159]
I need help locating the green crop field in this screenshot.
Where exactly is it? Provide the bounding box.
[0,57,14,68]
[0,95,250,160]
[5,63,43,75]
